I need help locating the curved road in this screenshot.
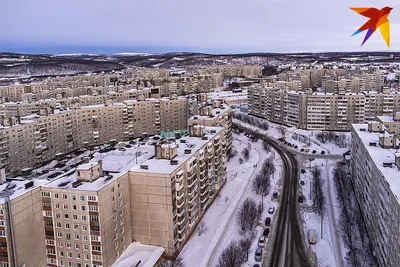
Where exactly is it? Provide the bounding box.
[235,123,313,267]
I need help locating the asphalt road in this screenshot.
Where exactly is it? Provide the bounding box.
[235,124,313,267]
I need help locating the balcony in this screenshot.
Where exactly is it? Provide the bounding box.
[176,191,185,201]
[187,178,197,189]
[177,200,185,209]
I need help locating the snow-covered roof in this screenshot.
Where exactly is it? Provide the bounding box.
[377,116,394,123]
[111,242,164,267]
[130,126,223,174]
[353,124,400,203]
[189,104,230,121]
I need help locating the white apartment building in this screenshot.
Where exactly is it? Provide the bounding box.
[351,122,400,267]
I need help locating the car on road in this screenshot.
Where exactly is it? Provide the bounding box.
[300,180,305,185]
[265,217,271,226]
[298,195,304,203]
[268,207,275,214]
[321,150,326,155]
[305,149,310,153]
[287,142,291,146]
[309,157,315,161]
[300,148,305,152]
[312,150,317,154]
[308,229,316,244]
[263,227,270,237]
[255,248,263,262]
[258,236,266,248]
[118,147,126,151]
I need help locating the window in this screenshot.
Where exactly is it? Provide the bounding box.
[83,235,88,241]
[65,223,70,229]
[56,222,61,228]
[91,236,99,241]
[119,200,123,207]
[120,218,124,225]
[68,262,72,267]
[118,183,120,188]
[47,258,57,264]
[72,205,77,210]
[111,187,115,192]
[55,203,60,209]
[120,227,124,234]
[66,243,72,249]
[92,245,101,252]
[88,195,97,201]
[45,211,52,217]
[81,206,86,211]
[59,251,64,257]
[113,215,117,222]
[73,214,78,220]
[63,194,68,199]
[84,244,89,250]
[47,249,56,255]
[56,213,61,219]
[54,193,59,199]
[80,196,85,201]
[66,233,71,240]
[60,260,64,266]
[119,210,123,216]
[64,214,69,219]
[75,244,80,250]
[88,205,98,212]
[58,241,63,247]
[72,195,76,201]
[46,240,55,245]
[67,252,72,258]
[114,233,118,240]
[82,225,87,231]
[73,224,78,230]
[118,191,122,198]
[76,254,81,259]
[85,254,89,260]
[115,242,119,249]
[42,192,51,197]
[74,234,80,240]
[82,215,87,221]
[89,215,98,222]
[57,232,63,238]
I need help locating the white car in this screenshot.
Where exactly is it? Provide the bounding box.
[268,207,275,214]
[305,149,310,153]
[258,236,266,248]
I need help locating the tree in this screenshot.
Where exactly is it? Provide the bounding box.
[262,157,276,177]
[157,257,186,267]
[217,240,246,267]
[262,141,271,152]
[237,198,259,233]
[252,173,271,196]
[242,148,250,161]
[197,221,208,236]
[239,236,253,262]
[227,149,237,162]
[238,158,244,165]
[311,167,325,216]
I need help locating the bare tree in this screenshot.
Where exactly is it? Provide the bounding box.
[238,158,244,165]
[227,149,238,162]
[197,221,208,236]
[262,157,276,177]
[157,257,186,267]
[262,141,271,152]
[217,240,246,267]
[242,148,250,161]
[237,198,259,233]
[239,236,253,262]
[311,167,325,216]
[252,173,271,196]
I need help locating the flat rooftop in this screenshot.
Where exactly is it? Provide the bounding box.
[111,242,164,267]
[130,126,223,174]
[0,141,156,203]
[377,116,395,123]
[190,103,230,121]
[352,124,400,203]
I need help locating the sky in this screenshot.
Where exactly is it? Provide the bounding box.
[1,0,400,54]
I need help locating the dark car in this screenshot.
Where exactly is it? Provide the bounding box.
[300,180,305,185]
[125,144,132,148]
[263,227,270,237]
[287,142,291,146]
[312,150,317,154]
[273,191,278,199]
[301,169,306,174]
[294,145,298,149]
[253,265,260,267]
[321,150,326,155]
[298,196,304,203]
[300,148,305,152]
[265,217,271,226]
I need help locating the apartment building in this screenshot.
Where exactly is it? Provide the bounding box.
[351,121,400,267]
[0,97,191,176]
[248,85,400,130]
[0,125,227,266]
[129,125,227,256]
[187,103,233,151]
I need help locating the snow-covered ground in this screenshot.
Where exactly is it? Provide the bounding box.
[299,158,346,267]
[179,133,283,267]
[233,117,351,156]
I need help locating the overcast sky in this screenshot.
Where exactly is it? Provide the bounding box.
[1,0,399,53]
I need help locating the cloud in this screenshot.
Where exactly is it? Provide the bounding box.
[0,0,399,53]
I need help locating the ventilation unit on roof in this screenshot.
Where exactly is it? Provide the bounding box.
[72,181,82,188]
[170,160,179,165]
[211,130,216,134]
[369,142,377,147]
[184,149,192,154]
[216,111,220,114]
[360,128,366,131]
[140,165,149,170]
[193,116,198,119]
[180,139,187,143]
[383,162,393,168]
[202,136,208,140]
[24,181,34,189]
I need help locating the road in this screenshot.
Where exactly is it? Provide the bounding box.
[236,123,313,267]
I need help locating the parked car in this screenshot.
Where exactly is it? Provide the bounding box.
[321,150,326,155]
[118,147,126,151]
[298,195,304,203]
[294,145,298,149]
[308,229,316,244]
[268,207,275,214]
[263,227,270,237]
[300,148,305,152]
[255,248,263,262]
[273,191,278,199]
[253,265,260,267]
[258,236,266,248]
[305,149,310,153]
[125,144,132,148]
[300,180,305,186]
[287,142,291,146]
[301,169,306,174]
[265,217,271,226]
[312,150,317,154]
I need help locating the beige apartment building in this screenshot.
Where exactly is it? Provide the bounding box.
[0,124,227,267]
[0,97,191,176]
[248,85,400,130]
[129,125,227,256]
[351,120,400,267]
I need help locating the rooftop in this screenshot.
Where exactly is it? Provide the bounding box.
[111,242,164,267]
[377,116,395,123]
[190,103,230,121]
[353,124,400,203]
[130,126,223,174]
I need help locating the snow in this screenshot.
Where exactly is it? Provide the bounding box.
[130,127,223,174]
[179,133,282,267]
[111,242,164,267]
[300,158,346,267]
[114,52,151,56]
[352,124,400,203]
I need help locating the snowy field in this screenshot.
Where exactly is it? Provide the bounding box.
[179,133,283,267]
[233,117,351,156]
[299,158,346,267]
